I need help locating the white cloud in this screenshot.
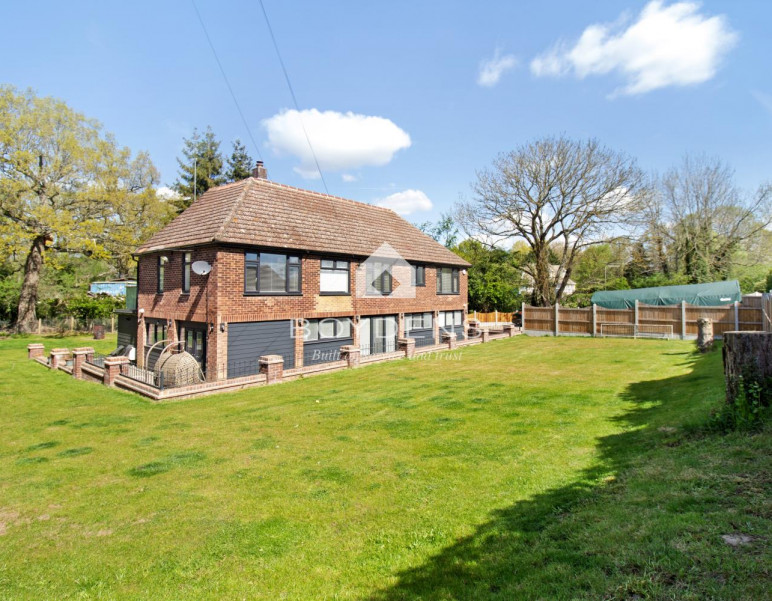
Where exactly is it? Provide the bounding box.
[156,186,181,200]
[375,189,433,216]
[530,1,738,96]
[262,109,411,179]
[341,173,358,183]
[477,49,519,87]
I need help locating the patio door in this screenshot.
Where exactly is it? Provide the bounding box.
[361,316,397,356]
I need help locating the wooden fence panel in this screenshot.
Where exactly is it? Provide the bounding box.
[558,307,591,334]
[524,306,554,333]
[639,304,682,337]
[521,294,765,338]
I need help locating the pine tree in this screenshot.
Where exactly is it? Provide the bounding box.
[172,126,224,211]
[226,139,254,182]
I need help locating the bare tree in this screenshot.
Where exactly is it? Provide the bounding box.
[458,136,646,306]
[653,155,772,283]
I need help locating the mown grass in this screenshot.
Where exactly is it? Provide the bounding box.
[0,333,768,600]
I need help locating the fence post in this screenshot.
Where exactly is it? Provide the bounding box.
[111,315,115,333]
[592,304,597,337]
[37,318,42,335]
[681,301,686,340]
[521,302,525,331]
[734,301,739,331]
[554,303,559,337]
[69,315,74,332]
[634,300,639,338]
[494,309,498,324]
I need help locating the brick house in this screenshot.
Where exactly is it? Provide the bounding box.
[130,164,470,381]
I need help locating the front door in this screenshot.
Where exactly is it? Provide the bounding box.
[179,324,206,368]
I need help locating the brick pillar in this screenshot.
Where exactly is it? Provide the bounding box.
[398,337,416,358]
[259,355,284,384]
[442,332,457,350]
[27,343,45,360]
[137,312,146,368]
[340,345,360,368]
[294,319,305,368]
[71,347,94,379]
[211,317,228,381]
[103,356,129,386]
[481,329,491,343]
[49,348,70,370]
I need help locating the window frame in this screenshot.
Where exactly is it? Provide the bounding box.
[157,256,165,294]
[406,312,433,331]
[182,252,192,294]
[303,317,353,343]
[319,259,350,295]
[244,251,302,296]
[411,264,426,287]
[436,267,460,295]
[366,260,393,296]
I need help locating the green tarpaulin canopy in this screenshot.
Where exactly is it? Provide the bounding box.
[591,280,742,309]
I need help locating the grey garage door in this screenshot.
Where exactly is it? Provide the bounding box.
[227,320,295,378]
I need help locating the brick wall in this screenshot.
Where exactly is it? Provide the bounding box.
[136,245,468,378]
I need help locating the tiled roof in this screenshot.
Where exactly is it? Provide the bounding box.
[136,177,470,266]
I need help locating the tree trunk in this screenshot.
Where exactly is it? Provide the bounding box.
[15,236,47,333]
[722,332,772,406]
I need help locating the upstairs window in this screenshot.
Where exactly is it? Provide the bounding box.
[411,265,425,287]
[367,260,393,295]
[157,256,165,294]
[320,259,349,294]
[245,252,301,294]
[436,267,459,295]
[182,252,192,293]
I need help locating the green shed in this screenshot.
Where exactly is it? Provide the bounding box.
[591,280,742,309]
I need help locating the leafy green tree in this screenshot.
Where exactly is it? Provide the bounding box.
[226,139,253,182]
[460,136,646,306]
[454,239,522,312]
[416,212,459,249]
[173,126,224,211]
[0,86,163,332]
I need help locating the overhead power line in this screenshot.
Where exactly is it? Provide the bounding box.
[190,0,263,162]
[257,0,329,194]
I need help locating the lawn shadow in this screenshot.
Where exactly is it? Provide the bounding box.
[367,348,723,601]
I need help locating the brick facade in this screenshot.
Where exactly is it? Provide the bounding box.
[136,245,467,381]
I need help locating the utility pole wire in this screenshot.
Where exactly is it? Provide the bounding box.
[191,0,263,162]
[257,0,329,194]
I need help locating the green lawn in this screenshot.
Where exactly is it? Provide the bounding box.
[0,334,768,600]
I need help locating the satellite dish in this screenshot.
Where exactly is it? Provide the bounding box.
[192,260,212,276]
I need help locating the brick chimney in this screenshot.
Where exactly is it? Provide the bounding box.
[252,160,268,180]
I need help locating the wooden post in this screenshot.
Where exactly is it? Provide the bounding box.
[69,315,75,332]
[554,303,559,337]
[681,301,687,340]
[494,309,498,324]
[37,318,42,335]
[111,315,115,333]
[521,302,526,331]
[592,304,597,337]
[734,301,740,331]
[634,300,639,338]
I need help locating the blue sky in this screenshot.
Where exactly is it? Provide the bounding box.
[2,1,771,222]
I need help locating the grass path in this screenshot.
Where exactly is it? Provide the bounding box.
[0,334,767,599]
